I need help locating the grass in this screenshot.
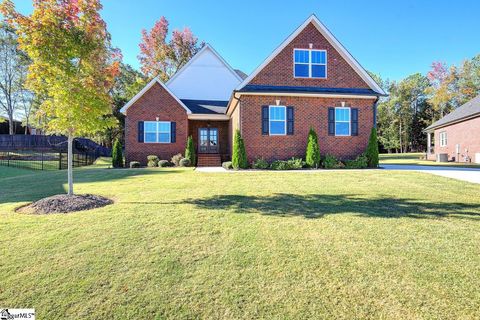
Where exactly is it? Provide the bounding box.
[380,152,480,168]
[1,164,480,319]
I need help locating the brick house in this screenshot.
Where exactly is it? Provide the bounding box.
[425,94,480,163]
[121,15,386,166]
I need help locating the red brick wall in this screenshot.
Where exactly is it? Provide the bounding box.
[125,82,188,165]
[239,95,376,162]
[249,22,370,89]
[433,116,480,163]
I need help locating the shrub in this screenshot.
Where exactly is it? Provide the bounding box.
[270,160,289,170]
[288,157,305,169]
[179,158,191,167]
[147,155,159,167]
[222,161,233,170]
[305,128,321,168]
[323,154,340,169]
[158,160,172,167]
[270,158,304,170]
[129,161,140,168]
[232,130,248,169]
[111,138,123,168]
[345,154,368,169]
[171,153,183,166]
[252,157,269,169]
[365,127,379,168]
[185,135,196,166]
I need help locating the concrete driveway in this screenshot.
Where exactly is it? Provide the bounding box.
[381,164,480,184]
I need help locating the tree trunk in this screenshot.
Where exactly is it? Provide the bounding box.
[8,113,14,135]
[67,134,74,196]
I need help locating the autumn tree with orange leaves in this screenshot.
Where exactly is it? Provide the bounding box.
[1,0,121,195]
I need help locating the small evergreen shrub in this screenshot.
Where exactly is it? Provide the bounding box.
[252,157,269,169]
[222,161,233,170]
[345,154,368,169]
[323,154,341,169]
[288,157,305,169]
[129,161,140,168]
[179,158,191,167]
[185,136,196,166]
[112,138,123,168]
[147,155,159,167]
[365,127,379,168]
[171,153,183,166]
[232,130,248,169]
[270,160,289,170]
[305,128,321,168]
[158,160,172,167]
[270,158,304,170]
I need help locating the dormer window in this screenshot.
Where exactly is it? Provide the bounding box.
[294,49,327,78]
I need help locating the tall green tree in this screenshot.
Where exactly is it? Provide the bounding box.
[184,135,195,166]
[1,0,121,195]
[305,127,320,168]
[112,138,123,168]
[365,127,379,167]
[232,130,248,169]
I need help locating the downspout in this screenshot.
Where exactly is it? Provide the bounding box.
[373,96,379,129]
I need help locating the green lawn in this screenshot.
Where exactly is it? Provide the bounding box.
[380,152,480,168]
[1,164,480,319]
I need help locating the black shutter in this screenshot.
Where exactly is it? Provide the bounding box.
[138,121,144,142]
[328,108,335,136]
[170,122,176,143]
[262,106,269,135]
[287,106,294,135]
[351,108,358,136]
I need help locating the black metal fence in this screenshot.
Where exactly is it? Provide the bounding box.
[0,134,110,171]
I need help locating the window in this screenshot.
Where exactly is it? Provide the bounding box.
[335,107,350,136]
[144,121,171,143]
[439,131,447,147]
[294,49,327,78]
[269,106,286,135]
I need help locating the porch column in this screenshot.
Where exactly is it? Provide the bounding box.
[427,132,432,154]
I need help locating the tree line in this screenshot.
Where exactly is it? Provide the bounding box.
[372,55,480,153]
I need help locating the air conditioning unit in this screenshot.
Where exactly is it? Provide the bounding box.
[436,153,448,162]
[475,153,480,164]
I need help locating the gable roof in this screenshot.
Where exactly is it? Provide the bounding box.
[120,78,191,114]
[166,44,243,87]
[235,14,386,96]
[180,99,228,114]
[425,94,480,132]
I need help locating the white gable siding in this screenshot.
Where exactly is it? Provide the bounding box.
[166,46,242,101]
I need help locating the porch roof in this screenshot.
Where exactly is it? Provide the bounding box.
[180,99,228,114]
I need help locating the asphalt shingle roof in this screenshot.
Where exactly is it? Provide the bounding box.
[425,94,480,131]
[180,99,228,114]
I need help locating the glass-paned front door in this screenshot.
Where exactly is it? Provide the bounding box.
[198,128,219,153]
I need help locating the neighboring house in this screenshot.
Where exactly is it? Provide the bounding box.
[425,94,480,163]
[122,14,386,166]
[0,116,36,135]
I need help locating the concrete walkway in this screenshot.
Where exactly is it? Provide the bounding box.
[381,164,480,184]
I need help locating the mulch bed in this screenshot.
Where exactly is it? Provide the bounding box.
[18,194,113,214]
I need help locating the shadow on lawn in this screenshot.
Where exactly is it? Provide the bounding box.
[185,193,480,220]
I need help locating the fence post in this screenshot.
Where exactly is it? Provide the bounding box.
[7,151,9,167]
[41,150,44,170]
[59,151,62,170]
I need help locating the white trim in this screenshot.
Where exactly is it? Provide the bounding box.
[235,14,386,95]
[334,107,351,136]
[187,113,230,120]
[269,105,287,136]
[235,91,378,99]
[120,78,192,114]
[439,131,447,147]
[293,48,327,79]
[166,44,243,87]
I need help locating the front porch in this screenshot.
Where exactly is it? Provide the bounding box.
[188,119,230,166]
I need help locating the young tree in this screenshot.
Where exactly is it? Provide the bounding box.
[1,0,120,195]
[232,130,248,169]
[305,127,320,168]
[365,127,379,168]
[111,138,123,168]
[0,23,29,134]
[138,16,204,81]
[184,135,196,166]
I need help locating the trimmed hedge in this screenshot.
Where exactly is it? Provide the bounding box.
[171,153,183,167]
[129,161,140,168]
[158,160,172,167]
[147,155,159,167]
[222,161,233,170]
[179,158,191,167]
[252,158,269,169]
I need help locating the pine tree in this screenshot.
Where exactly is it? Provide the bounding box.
[185,135,196,166]
[232,130,248,169]
[366,127,379,167]
[112,139,123,168]
[305,127,321,168]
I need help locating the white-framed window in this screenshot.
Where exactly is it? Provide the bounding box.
[439,131,447,147]
[294,49,327,78]
[144,121,171,143]
[335,107,351,136]
[269,105,286,135]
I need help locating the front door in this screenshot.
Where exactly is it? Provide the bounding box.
[198,128,218,153]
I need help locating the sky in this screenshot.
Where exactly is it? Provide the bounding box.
[11,0,480,82]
